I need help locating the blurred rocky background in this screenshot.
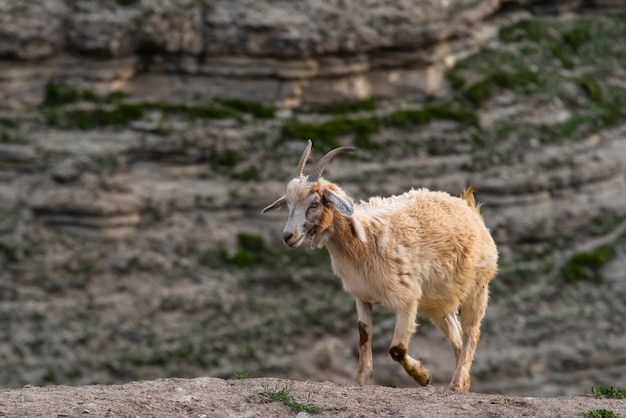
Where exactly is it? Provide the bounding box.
[0,0,625,397]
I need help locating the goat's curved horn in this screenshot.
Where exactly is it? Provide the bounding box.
[307,145,356,182]
[296,139,313,178]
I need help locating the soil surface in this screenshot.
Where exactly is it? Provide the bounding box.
[1,377,624,418]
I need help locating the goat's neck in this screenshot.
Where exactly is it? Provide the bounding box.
[324,211,369,260]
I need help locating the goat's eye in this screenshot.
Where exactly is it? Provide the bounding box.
[309,202,320,209]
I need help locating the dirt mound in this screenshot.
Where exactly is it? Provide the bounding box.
[1,377,624,417]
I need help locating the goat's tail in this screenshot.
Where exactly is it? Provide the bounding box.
[461,186,482,213]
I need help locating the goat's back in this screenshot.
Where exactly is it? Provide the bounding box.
[356,188,497,310]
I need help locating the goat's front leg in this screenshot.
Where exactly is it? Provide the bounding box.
[354,299,373,384]
[389,301,431,386]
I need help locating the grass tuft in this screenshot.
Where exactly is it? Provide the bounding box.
[582,409,621,418]
[589,385,626,399]
[259,383,323,414]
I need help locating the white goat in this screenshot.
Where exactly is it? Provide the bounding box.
[262,140,498,392]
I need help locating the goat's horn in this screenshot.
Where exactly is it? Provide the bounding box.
[296,139,313,178]
[307,145,356,182]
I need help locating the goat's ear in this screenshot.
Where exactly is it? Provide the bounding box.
[262,196,287,213]
[323,189,354,216]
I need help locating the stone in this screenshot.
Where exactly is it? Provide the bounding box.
[29,188,141,238]
[0,144,41,171]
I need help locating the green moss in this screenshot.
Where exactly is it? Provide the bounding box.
[563,25,592,52]
[578,74,603,102]
[281,118,348,149]
[354,133,379,151]
[43,80,128,107]
[281,114,384,148]
[499,19,556,44]
[43,80,81,106]
[446,72,466,90]
[148,101,240,120]
[115,0,140,5]
[282,100,477,149]
[425,103,479,127]
[0,117,18,129]
[539,114,595,142]
[462,68,539,107]
[231,166,261,181]
[463,80,493,107]
[453,48,525,74]
[560,245,612,284]
[237,232,266,253]
[217,98,275,118]
[0,240,21,262]
[314,98,377,115]
[44,99,245,130]
[59,103,144,130]
[379,105,466,133]
[212,150,242,170]
[383,108,433,129]
[0,129,29,144]
[601,98,625,126]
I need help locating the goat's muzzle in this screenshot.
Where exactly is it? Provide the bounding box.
[283,231,304,248]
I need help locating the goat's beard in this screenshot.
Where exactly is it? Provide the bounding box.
[307,232,329,249]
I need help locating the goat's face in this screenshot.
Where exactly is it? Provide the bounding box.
[262,140,356,248]
[264,178,354,248]
[283,179,327,248]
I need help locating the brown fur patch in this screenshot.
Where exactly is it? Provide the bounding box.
[357,321,369,347]
[389,345,406,362]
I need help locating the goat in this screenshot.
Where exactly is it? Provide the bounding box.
[262,140,498,392]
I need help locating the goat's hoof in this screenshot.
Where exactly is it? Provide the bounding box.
[416,371,431,386]
[448,381,470,393]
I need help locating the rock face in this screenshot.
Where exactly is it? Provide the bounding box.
[0,0,625,398]
[1,0,498,108]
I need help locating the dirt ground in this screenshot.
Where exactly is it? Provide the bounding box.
[1,377,624,418]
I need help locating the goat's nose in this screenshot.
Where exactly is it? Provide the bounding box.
[283,231,294,243]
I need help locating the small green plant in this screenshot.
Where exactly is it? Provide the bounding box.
[499,19,555,44]
[589,385,626,399]
[0,240,22,262]
[0,117,18,129]
[582,409,621,418]
[212,150,243,169]
[461,68,539,106]
[235,372,249,379]
[259,383,323,414]
[563,25,592,52]
[560,245,612,284]
[578,74,603,103]
[0,129,29,144]
[231,165,261,181]
[115,0,140,5]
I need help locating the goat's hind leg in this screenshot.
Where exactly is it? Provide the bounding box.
[354,299,373,384]
[389,301,431,386]
[449,284,489,392]
[431,313,462,365]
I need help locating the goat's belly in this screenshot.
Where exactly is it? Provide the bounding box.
[340,278,384,305]
[418,280,466,317]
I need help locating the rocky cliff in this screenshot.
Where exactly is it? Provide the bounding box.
[0,0,625,397]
